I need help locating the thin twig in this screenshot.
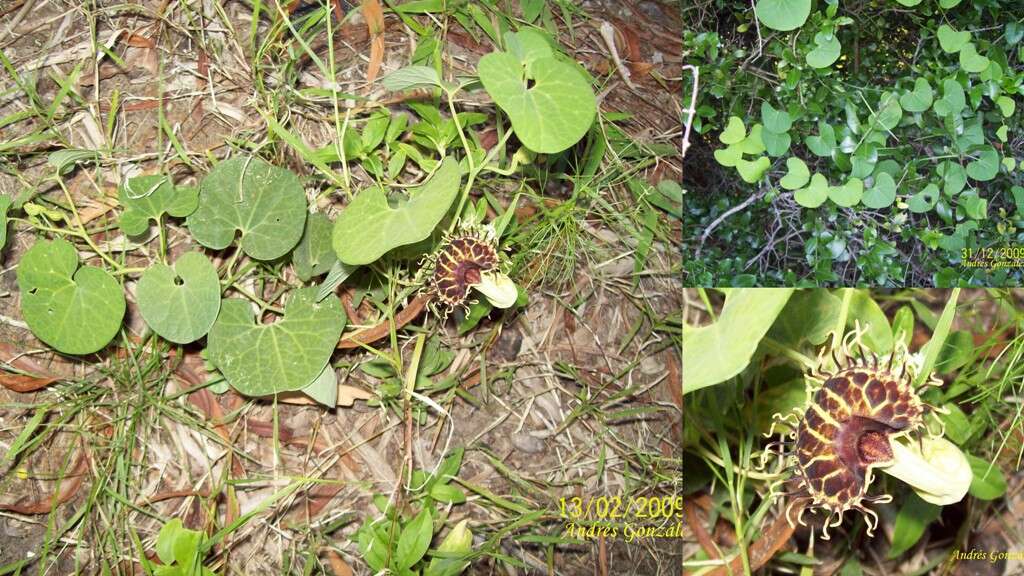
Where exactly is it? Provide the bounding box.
[681,65,700,161]
[695,189,767,260]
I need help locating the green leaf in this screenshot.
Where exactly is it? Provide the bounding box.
[958,191,988,219]
[754,0,811,32]
[207,287,346,397]
[48,149,99,175]
[862,173,897,209]
[187,156,307,260]
[894,0,921,5]
[713,145,743,167]
[761,128,791,156]
[17,238,125,355]
[887,493,940,559]
[937,25,970,54]
[958,43,990,74]
[908,183,940,213]
[829,177,863,207]
[395,508,434,570]
[156,519,185,565]
[736,156,770,183]
[940,402,970,444]
[794,173,829,208]
[935,330,973,373]
[780,157,810,190]
[478,30,596,153]
[683,288,794,394]
[136,252,220,344]
[737,124,767,155]
[293,212,337,281]
[768,289,841,346]
[847,290,893,353]
[966,146,999,181]
[118,175,199,236]
[0,195,10,251]
[761,102,792,133]
[939,161,967,196]
[916,288,959,387]
[869,93,902,132]
[899,78,934,113]
[381,65,442,91]
[997,125,1008,142]
[966,454,1006,500]
[300,364,337,408]
[934,79,965,117]
[332,156,461,265]
[996,95,1016,117]
[719,116,746,145]
[806,32,841,68]
[805,122,837,157]
[939,0,961,7]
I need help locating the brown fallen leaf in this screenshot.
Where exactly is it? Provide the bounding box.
[362,0,385,85]
[0,450,89,514]
[0,372,59,393]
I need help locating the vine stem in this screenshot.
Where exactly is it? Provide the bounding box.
[58,179,124,272]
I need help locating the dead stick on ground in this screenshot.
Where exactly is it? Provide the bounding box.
[337,294,429,349]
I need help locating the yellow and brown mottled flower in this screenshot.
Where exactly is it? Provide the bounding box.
[764,327,941,540]
[426,227,500,314]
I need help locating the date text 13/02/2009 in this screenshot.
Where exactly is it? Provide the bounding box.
[558,496,684,521]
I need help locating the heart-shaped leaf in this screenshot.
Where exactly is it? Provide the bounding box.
[937,25,970,54]
[333,156,461,265]
[293,212,338,282]
[187,156,307,260]
[966,146,999,181]
[780,157,810,190]
[478,30,596,153]
[958,191,988,220]
[938,161,967,196]
[829,177,863,207]
[118,175,199,236]
[736,156,770,183]
[737,124,767,155]
[754,0,811,31]
[719,116,746,145]
[761,102,792,133]
[909,183,940,213]
[714,145,743,167]
[900,78,934,113]
[136,252,221,344]
[761,128,791,156]
[869,93,902,132]
[806,32,842,68]
[934,79,965,117]
[939,0,962,7]
[805,122,837,157]
[959,43,989,74]
[794,173,829,208]
[17,238,125,354]
[997,125,1009,142]
[863,173,897,209]
[996,95,1016,117]
[207,287,346,397]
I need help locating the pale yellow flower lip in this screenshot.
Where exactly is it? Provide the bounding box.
[879,435,972,505]
[472,271,518,308]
